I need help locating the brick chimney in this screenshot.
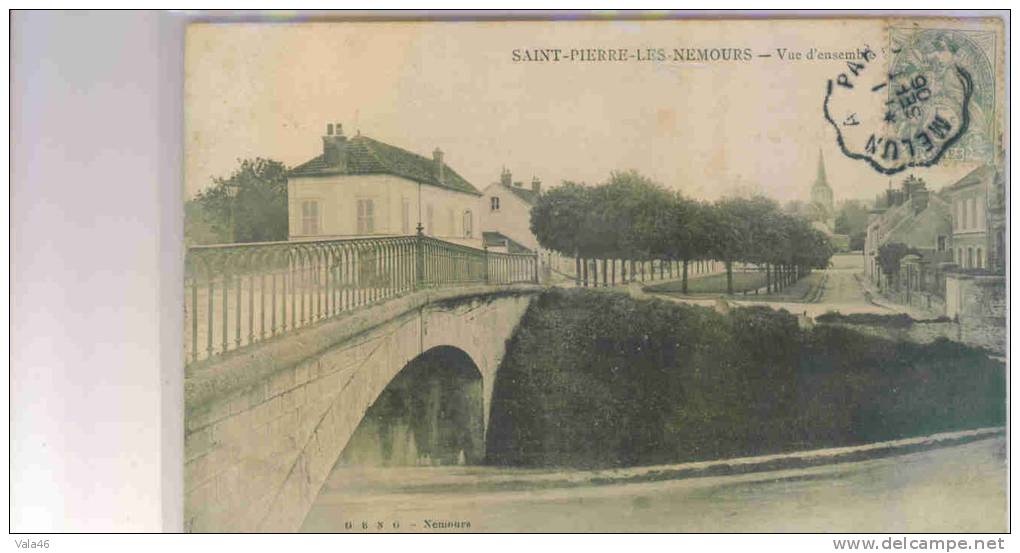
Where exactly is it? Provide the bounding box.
[531,176,542,194]
[433,147,445,184]
[500,167,512,187]
[322,122,348,167]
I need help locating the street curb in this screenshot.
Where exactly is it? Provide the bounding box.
[390,427,1005,495]
[578,426,1004,489]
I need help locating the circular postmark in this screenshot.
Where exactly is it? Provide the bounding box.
[823,31,985,175]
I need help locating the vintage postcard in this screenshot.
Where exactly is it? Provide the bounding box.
[183,14,1007,533]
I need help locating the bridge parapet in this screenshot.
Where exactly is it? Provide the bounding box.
[185,233,539,365]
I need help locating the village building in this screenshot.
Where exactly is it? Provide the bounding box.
[942,164,1004,271]
[864,175,952,288]
[287,124,483,247]
[479,168,542,254]
[478,168,572,280]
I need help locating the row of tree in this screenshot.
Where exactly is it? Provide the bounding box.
[529,170,835,295]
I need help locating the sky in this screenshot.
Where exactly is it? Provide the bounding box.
[185,18,991,204]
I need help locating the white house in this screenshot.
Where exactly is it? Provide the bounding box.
[479,168,542,253]
[287,124,483,247]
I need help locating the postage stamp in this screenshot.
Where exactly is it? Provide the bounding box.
[824,26,998,175]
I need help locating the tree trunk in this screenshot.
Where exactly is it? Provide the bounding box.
[575,255,581,286]
[582,257,589,287]
[602,258,608,287]
[726,261,733,295]
[682,259,689,294]
[766,263,772,293]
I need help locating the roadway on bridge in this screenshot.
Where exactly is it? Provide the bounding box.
[300,436,1006,533]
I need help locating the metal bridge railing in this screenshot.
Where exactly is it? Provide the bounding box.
[185,233,538,366]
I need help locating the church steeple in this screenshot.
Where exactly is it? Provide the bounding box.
[810,149,834,221]
[814,148,829,189]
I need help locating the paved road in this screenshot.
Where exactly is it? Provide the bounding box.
[646,253,909,318]
[301,436,1007,533]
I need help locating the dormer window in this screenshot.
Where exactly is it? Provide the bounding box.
[490,196,500,211]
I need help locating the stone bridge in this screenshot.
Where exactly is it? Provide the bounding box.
[183,283,541,532]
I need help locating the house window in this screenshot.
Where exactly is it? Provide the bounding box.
[401,197,410,234]
[356,198,374,234]
[961,199,968,229]
[966,247,974,269]
[976,248,983,269]
[301,200,320,236]
[426,205,434,236]
[463,210,473,238]
[937,236,946,251]
[969,198,977,230]
[956,248,962,265]
[491,196,500,211]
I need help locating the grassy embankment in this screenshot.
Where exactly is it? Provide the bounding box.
[645,270,824,302]
[485,288,1005,469]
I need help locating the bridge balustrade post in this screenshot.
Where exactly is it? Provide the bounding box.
[415,224,425,289]
[533,251,540,284]
[483,245,490,284]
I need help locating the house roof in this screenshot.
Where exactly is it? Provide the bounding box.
[506,184,540,205]
[942,164,994,194]
[289,135,482,196]
[879,195,950,250]
[482,231,533,254]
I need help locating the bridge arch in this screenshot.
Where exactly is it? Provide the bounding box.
[336,345,486,468]
[183,286,539,532]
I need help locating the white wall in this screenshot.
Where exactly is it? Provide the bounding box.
[478,182,540,251]
[289,174,482,247]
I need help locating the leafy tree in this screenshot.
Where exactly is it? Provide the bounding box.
[602,170,675,258]
[667,197,709,294]
[531,171,834,294]
[184,198,227,245]
[834,199,870,237]
[531,181,591,255]
[877,242,920,287]
[783,200,810,219]
[704,200,747,295]
[190,158,289,244]
[531,181,595,282]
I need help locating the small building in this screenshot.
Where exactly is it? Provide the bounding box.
[287,124,483,247]
[479,168,542,253]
